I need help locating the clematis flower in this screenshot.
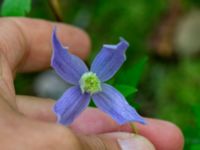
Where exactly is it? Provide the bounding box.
[51,29,145,125]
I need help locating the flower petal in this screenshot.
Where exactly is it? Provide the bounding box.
[51,28,88,85]
[53,86,90,125]
[91,38,129,82]
[92,83,145,125]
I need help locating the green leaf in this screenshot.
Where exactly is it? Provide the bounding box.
[1,0,32,16]
[116,56,148,88]
[115,84,137,97]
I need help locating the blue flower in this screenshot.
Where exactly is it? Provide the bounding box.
[51,28,145,125]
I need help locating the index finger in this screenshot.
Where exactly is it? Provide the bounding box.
[0,17,90,73]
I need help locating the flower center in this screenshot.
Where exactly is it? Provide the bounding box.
[79,72,102,95]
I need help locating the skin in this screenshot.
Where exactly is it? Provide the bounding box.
[0,17,184,150]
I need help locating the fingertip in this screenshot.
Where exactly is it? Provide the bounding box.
[158,120,184,150]
[137,118,184,150]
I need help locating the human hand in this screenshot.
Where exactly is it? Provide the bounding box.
[0,17,184,150]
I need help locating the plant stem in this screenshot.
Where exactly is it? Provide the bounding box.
[49,0,64,22]
[130,123,139,134]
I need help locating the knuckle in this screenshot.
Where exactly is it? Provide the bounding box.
[0,18,26,69]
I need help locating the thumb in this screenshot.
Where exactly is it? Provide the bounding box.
[78,132,155,150]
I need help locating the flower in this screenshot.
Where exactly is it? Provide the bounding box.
[51,28,145,125]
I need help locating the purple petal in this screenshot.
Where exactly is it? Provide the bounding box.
[91,38,129,82]
[92,83,145,125]
[53,86,90,125]
[51,28,88,85]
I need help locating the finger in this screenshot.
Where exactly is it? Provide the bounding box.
[16,95,56,122]
[15,109,154,150]
[0,17,90,73]
[15,120,154,150]
[16,95,184,150]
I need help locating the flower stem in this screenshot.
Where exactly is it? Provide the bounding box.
[130,123,139,134]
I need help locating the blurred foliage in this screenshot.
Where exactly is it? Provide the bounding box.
[150,59,200,149]
[14,73,38,95]
[1,0,31,16]
[115,85,137,98]
[1,0,200,149]
[190,144,200,150]
[115,57,148,88]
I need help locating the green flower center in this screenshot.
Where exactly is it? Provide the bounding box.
[80,72,102,95]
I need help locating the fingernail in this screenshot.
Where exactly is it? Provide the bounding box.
[117,134,155,150]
